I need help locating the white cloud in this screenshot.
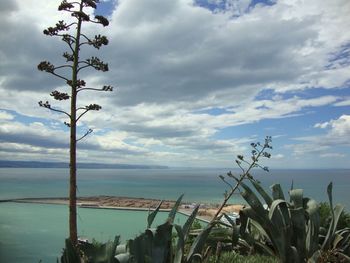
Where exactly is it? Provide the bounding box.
[0,111,14,121]
[288,115,350,158]
[315,115,350,137]
[320,153,346,158]
[334,98,350,107]
[273,154,284,159]
[314,122,330,129]
[328,115,350,137]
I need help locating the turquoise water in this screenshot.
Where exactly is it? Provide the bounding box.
[0,168,349,205]
[0,202,187,263]
[0,168,245,204]
[0,168,349,262]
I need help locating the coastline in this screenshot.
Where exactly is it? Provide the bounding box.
[6,196,244,223]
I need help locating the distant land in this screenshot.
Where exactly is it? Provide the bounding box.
[0,160,168,169]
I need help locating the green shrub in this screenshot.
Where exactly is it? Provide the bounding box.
[319,202,350,230]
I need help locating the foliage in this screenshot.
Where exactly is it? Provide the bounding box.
[319,202,350,230]
[236,179,350,263]
[60,237,124,263]
[191,220,203,231]
[61,239,81,263]
[38,0,113,244]
[57,137,350,263]
[215,137,350,262]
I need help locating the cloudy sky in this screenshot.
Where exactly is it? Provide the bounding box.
[0,0,349,168]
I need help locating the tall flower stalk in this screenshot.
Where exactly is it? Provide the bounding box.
[38,0,112,244]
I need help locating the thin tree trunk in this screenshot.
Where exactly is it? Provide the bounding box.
[69,1,83,245]
[69,97,77,245]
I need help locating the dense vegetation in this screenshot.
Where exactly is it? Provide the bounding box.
[58,137,350,263]
[319,202,350,230]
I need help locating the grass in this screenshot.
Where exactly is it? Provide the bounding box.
[207,252,279,263]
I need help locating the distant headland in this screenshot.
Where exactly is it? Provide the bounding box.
[0,160,168,169]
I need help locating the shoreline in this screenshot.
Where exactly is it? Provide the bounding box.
[4,196,244,223]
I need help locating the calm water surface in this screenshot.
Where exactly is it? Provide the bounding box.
[0,202,187,263]
[0,168,349,262]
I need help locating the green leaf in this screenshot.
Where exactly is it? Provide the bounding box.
[182,204,200,241]
[107,236,120,263]
[79,236,120,263]
[61,239,80,263]
[335,252,350,263]
[240,205,285,261]
[269,199,292,238]
[333,233,344,248]
[152,221,173,263]
[250,179,273,207]
[240,181,267,218]
[128,230,153,263]
[335,228,350,249]
[290,207,306,262]
[290,246,300,263]
[249,218,270,242]
[270,184,285,200]
[186,223,213,262]
[115,253,130,263]
[254,241,276,257]
[147,200,163,228]
[116,244,127,255]
[289,189,303,208]
[168,194,184,223]
[308,250,322,263]
[305,199,320,257]
[268,200,292,262]
[322,203,345,250]
[239,207,252,238]
[174,224,185,263]
[327,182,334,214]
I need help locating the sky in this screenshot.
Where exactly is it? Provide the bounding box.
[0,0,349,169]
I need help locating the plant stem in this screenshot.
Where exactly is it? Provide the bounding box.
[211,145,267,222]
[69,0,83,245]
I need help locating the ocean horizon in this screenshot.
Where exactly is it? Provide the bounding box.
[0,167,349,206]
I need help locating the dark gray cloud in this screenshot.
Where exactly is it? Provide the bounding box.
[117,123,197,138]
[0,123,69,149]
[102,4,318,106]
[0,15,68,93]
[0,0,317,107]
[0,1,18,13]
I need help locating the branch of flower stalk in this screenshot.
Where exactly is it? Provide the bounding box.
[76,128,93,142]
[210,142,269,222]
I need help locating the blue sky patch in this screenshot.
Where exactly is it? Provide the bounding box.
[94,0,117,17]
[327,42,350,69]
[193,0,276,15]
[194,107,233,116]
[249,0,276,8]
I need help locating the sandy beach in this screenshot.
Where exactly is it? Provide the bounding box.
[11,196,244,222]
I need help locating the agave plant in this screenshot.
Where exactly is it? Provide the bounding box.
[59,194,216,263]
[126,195,215,263]
[310,183,350,263]
[235,178,350,263]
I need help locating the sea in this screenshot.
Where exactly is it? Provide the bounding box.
[0,168,349,262]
